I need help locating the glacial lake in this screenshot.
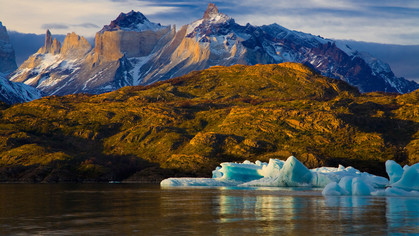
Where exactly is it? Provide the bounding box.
[0,184,418,235]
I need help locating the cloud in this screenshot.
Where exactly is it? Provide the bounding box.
[41,23,98,30]
[41,23,69,30]
[73,23,99,28]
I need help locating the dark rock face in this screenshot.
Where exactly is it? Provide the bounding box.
[0,22,41,105]
[0,22,17,74]
[100,10,158,33]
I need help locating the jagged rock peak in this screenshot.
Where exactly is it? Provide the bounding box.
[0,21,9,41]
[39,29,61,55]
[45,29,52,50]
[203,3,219,19]
[100,10,164,33]
[202,3,231,22]
[61,32,92,58]
[186,3,233,38]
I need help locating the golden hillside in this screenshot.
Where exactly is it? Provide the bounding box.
[0,63,417,182]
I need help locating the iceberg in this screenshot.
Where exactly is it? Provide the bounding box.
[385,160,404,184]
[161,156,389,190]
[322,161,419,196]
[161,156,418,197]
[390,163,419,191]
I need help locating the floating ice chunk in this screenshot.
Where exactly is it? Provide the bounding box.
[323,161,418,196]
[323,175,376,196]
[391,163,419,191]
[385,160,404,184]
[212,166,222,178]
[384,187,419,197]
[258,158,284,177]
[322,182,349,196]
[218,161,263,182]
[338,176,354,194]
[242,156,312,187]
[351,177,373,195]
[160,177,239,187]
[372,187,419,197]
[275,156,312,186]
[363,174,389,188]
[310,165,388,188]
[311,172,335,187]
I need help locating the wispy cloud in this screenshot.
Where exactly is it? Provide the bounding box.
[41,23,99,31]
[41,23,69,30]
[74,23,99,29]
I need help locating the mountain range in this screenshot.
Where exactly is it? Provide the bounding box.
[7,3,419,98]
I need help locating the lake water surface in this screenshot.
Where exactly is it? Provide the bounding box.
[0,184,418,235]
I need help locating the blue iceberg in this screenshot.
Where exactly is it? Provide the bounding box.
[322,161,419,196]
[162,156,412,194]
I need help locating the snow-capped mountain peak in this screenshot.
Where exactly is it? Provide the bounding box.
[100,10,164,33]
[203,3,231,23]
[187,3,234,37]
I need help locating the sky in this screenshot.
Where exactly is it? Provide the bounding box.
[0,0,418,45]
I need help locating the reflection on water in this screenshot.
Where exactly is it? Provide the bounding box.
[386,197,419,235]
[0,184,418,235]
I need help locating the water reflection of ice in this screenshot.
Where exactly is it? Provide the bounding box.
[386,197,419,235]
[324,195,419,235]
[210,188,419,235]
[216,192,302,235]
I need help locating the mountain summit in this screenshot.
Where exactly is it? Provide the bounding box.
[9,4,419,96]
[202,2,230,23]
[38,30,61,54]
[203,3,219,19]
[100,10,164,33]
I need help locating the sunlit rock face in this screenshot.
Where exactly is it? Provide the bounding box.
[38,30,61,55]
[61,32,92,59]
[9,30,94,95]
[93,26,172,62]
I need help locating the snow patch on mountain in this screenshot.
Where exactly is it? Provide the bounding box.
[0,72,42,104]
[100,10,165,33]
